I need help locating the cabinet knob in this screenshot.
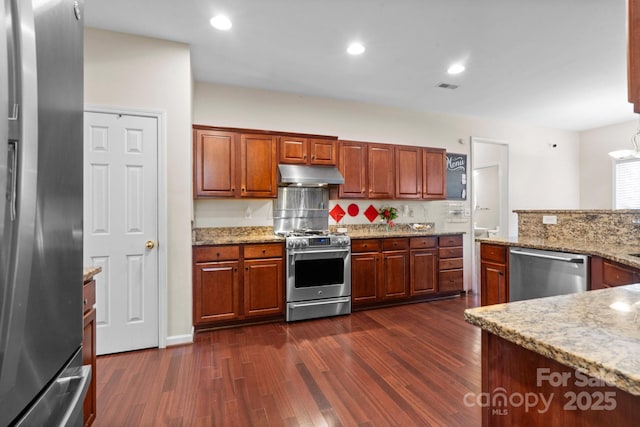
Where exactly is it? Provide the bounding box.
[241,188,246,192]
[232,188,235,193]
[83,299,88,306]
[216,252,220,257]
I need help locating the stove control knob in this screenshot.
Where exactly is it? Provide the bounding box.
[301,240,308,248]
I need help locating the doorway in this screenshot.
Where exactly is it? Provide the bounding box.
[83,108,166,354]
[470,138,509,294]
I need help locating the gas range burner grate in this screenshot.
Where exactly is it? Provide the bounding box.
[288,229,330,237]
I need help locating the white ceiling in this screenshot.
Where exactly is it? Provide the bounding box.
[85,0,637,132]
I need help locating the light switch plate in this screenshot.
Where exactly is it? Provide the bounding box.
[542,215,557,225]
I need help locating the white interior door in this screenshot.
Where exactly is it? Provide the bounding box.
[84,111,159,355]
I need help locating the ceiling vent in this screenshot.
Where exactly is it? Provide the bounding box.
[436,82,459,90]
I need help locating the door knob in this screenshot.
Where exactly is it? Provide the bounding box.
[145,240,155,249]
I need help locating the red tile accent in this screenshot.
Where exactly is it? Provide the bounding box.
[364,205,379,223]
[329,204,345,223]
[347,203,359,217]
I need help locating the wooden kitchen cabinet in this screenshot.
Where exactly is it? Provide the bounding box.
[351,239,382,305]
[438,235,464,292]
[395,146,422,199]
[422,148,446,200]
[192,243,284,328]
[367,143,395,199]
[338,140,368,198]
[82,279,96,427]
[381,238,409,299]
[480,243,509,305]
[243,244,284,318]
[591,256,640,290]
[352,235,463,309]
[193,129,237,197]
[410,237,438,296]
[239,134,277,198]
[193,126,278,199]
[279,136,337,165]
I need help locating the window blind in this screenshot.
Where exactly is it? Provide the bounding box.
[614,158,640,209]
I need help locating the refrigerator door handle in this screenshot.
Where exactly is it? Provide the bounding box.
[58,365,92,427]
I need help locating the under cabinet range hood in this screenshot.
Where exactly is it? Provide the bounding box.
[278,164,345,186]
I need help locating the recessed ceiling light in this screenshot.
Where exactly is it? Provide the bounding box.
[210,15,232,31]
[447,64,466,75]
[347,42,365,55]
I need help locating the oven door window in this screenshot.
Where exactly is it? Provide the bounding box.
[295,258,344,288]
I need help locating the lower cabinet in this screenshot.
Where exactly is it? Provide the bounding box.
[352,234,463,309]
[438,235,464,293]
[193,243,284,328]
[591,256,640,290]
[480,243,509,306]
[82,279,96,427]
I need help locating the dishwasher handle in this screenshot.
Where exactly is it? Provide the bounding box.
[510,249,585,264]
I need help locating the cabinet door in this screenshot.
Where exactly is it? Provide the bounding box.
[240,134,277,198]
[193,261,240,324]
[82,308,96,427]
[410,249,437,296]
[352,253,381,305]
[422,148,446,200]
[309,138,338,165]
[368,143,395,199]
[481,261,508,306]
[338,140,367,198]
[602,260,640,287]
[382,250,408,299]
[395,146,422,199]
[244,258,284,318]
[193,130,237,197]
[279,136,308,164]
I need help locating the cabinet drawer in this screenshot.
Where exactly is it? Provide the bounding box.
[439,247,463,259]
[83,280,96,314]
[439,258,463,270]
[244,243,283,259]
[603,261,640,286]
[382,238,409,251]
[480,244,507,263]
[410,237,437,249]
[351,239,381,253]
[194,245,240,262]
[439,270,463,292]
[439,235,463,247]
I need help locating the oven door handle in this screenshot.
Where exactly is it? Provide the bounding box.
[289,248,351,256]
[289,297,351,308]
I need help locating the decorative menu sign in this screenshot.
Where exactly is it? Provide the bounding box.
[446,153,467,200]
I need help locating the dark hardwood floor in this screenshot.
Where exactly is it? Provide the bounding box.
[94,294,482,426]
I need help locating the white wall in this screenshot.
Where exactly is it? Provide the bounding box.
[84,28,193,340]
[579,119,637,208]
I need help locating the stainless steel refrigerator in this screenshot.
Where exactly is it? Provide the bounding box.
[1,0,89,425]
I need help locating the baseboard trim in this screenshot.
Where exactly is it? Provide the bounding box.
[166,331,193,347]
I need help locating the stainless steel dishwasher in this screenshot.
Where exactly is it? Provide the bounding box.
[509,247,589,301]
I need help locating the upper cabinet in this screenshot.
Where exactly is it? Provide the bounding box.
[395,145,422,199]
[367,143,395,199]
[422,148,446,200]
[339,140,447,200]
[279,137,338,165]
[338,140,368,198]
[193,126,277,198]
[629,0,640,112]
[193,129,237,197]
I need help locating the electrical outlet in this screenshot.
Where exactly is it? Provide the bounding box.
[542,215,557,225]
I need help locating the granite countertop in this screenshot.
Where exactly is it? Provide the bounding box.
[193,224,465,246]
[83,266,102,282]
[477,236,640,270]
[464,284,640,396]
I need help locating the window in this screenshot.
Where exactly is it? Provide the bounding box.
[613,158,640,209]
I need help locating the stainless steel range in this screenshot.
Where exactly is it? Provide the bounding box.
[284,231,351,321]
[274,179,352,321]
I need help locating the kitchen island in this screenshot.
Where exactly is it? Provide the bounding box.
[465,285,640,425]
